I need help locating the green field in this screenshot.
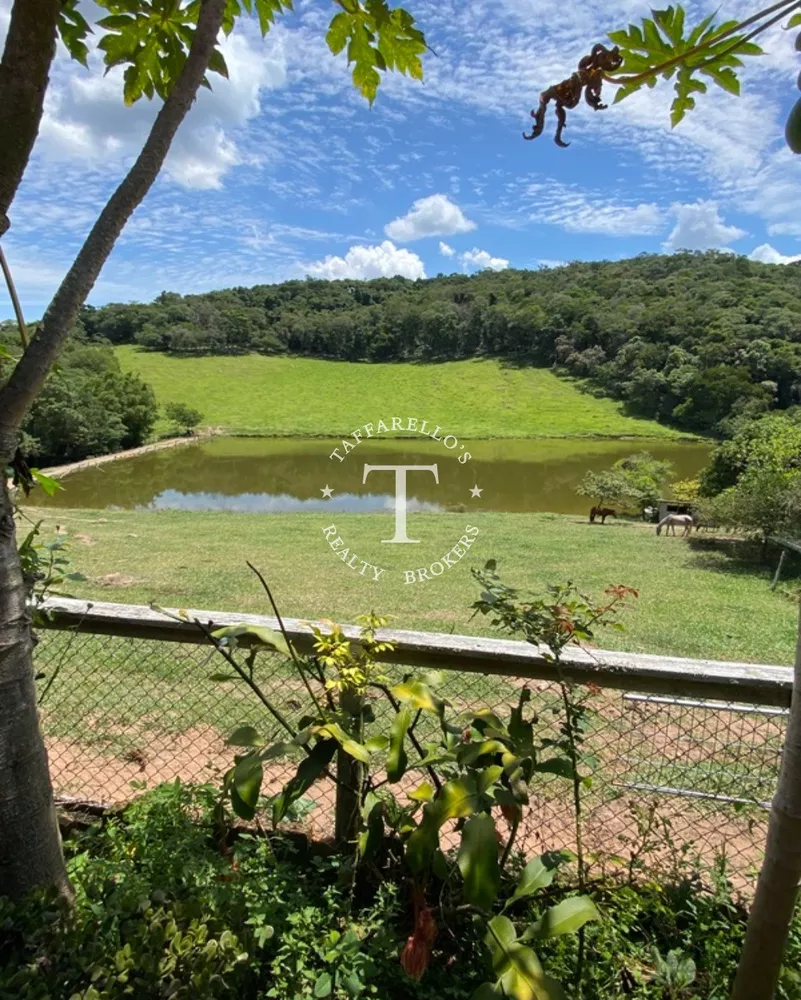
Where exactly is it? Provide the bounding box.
[116,347,685,439]
[30,507,795,665]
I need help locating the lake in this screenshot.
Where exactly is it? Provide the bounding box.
[38,436,712,515]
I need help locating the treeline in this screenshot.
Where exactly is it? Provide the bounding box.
[0,334,158,466]
[76,251,801,435]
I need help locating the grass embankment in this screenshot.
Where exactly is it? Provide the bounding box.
[116,347,685,440]
[32,507,795,664]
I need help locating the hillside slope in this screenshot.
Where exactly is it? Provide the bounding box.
[115,349,682,439]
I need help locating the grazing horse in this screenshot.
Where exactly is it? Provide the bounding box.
[656,513,693,536]
[589,506,616,524]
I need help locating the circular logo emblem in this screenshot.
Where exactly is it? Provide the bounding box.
[318,417,484,585]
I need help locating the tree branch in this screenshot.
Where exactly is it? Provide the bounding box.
[0,0,227,461]
[0,0,61,238]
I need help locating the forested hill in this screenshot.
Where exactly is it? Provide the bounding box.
[80,251,801,435]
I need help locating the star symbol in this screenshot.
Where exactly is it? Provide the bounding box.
[470,485,483,498]
[320,485,334,499]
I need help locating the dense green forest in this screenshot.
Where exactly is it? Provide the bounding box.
[4,251,801,464]
[72,251,801,435]
[0,338,157,466]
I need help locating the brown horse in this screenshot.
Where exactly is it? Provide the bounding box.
[589,506,616,524]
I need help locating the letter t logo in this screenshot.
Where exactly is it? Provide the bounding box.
[362,464,439,543]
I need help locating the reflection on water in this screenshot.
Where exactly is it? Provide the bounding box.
[151,491,443,513]
[38,436,712,515]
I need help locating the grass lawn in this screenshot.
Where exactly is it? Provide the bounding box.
[29,507,796,665]
[116,347,685,440]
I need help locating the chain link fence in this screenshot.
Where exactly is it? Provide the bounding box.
[35,621,785,889]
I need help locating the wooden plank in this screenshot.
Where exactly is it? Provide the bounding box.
[769,536,801,557]
[36,597,794,707]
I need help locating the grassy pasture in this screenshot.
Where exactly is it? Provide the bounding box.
[115,347,686,440]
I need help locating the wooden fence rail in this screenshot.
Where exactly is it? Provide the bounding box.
[38,597,793,708]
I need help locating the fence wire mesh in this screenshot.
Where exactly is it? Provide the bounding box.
[35,626,783,888]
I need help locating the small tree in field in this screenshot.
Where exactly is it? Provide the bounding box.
[0,0,429,900]
[165,402,203,436]
[576,470,642,510]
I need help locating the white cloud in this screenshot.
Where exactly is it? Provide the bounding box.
[461,247,509,271]
[385,194,475,242]
[749,243,801,265]
[512,181,663,236]
[35,23,286,190]
[662,201,746,252]
[306,241,425,280]
[439,241,456,257]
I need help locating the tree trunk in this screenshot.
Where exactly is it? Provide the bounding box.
[334,688,364,846]
[0,0,60,237]
[0,0,227,443]
[0,477,70,899]
[0,0,226,898]
[731,602,801,1000]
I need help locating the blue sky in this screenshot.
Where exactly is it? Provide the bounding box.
[1,0,801,320]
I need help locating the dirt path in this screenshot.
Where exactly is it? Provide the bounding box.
[40,429,219,479]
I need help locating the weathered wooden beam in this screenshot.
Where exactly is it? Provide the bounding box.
[36,597,794,707]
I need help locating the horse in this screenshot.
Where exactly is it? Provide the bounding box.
[656,513,693,536]
[589,506,616,524]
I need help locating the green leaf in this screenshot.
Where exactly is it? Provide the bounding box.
[458,739,508,766]
[209,673,239,682]
[327,11,351,54]
[435,777,479,822]
[316,723,371,763]
[231,754,263,819]
[525,896,600,941]
[211,624,291,656]
[226,725,262,746]
[272,739,337,825]
[477,765,504,794]
[314,972,332,997]
[505,856,556,909]
[391,680,445,715]
[364,735,389,753]
[458,814,501,911]
[30,469,63,497]
[405,812,439,873]
[787,12,801,28]
[387,706,411,782]
[533,758,575,779]
[409,780,435,802]
[207,48,229,79]
[484,916,563,1000]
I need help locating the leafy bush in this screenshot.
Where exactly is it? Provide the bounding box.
[14,343,157,465]
[165,401,203,435]
[3,781,801,999]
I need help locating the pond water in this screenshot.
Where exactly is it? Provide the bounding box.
[39,437,712,515]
